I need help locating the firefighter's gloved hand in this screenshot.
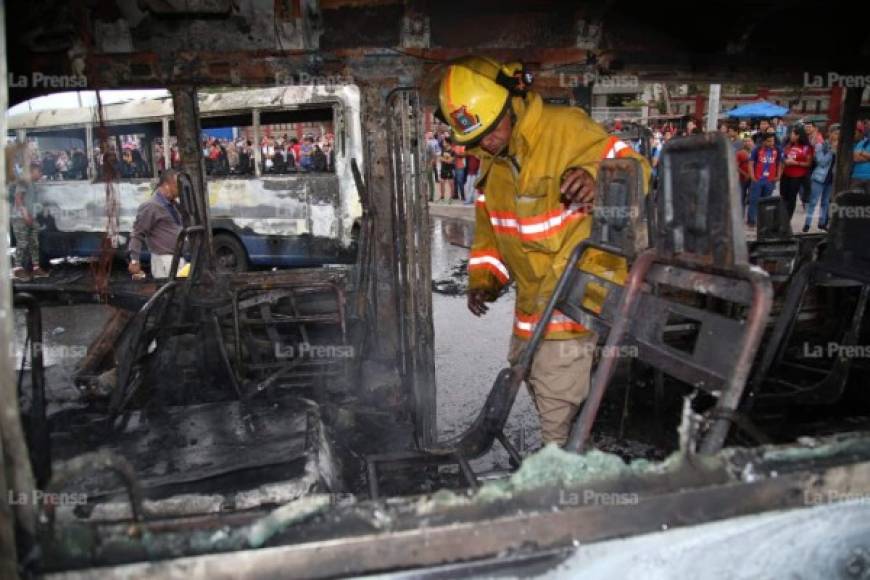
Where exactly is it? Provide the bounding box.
[467,289,491,317]
[559,167,596,207]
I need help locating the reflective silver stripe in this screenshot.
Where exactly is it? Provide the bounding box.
[606,140,629,159]
[468,255,509,281]
[490,216,519,229]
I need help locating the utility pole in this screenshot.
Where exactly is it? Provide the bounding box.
[706,84,721,132]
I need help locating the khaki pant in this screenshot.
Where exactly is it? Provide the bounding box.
[508,333,597,446]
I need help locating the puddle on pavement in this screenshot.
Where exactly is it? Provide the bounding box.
[430,216,541,471]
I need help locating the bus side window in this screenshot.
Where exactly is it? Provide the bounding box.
[194,111,254,178]
[259,107,336,174]
[26,128,89,181]
[94,122,161,181]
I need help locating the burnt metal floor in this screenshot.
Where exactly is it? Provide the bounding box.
[48,395,338,504]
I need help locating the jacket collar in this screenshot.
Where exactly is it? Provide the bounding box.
[508,91,544,161]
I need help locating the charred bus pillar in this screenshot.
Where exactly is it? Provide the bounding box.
[356,76,437,448]
[170,86,215,276]
[834,86,862,196]
[0,5,37,576]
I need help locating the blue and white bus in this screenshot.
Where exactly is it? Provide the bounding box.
[6,86,363,271]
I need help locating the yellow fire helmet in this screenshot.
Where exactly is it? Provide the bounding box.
[439,56,514,145]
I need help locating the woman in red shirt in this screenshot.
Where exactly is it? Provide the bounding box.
[735,134,754,210]
[780,126,813,219]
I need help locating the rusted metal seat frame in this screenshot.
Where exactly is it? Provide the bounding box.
[566,134,774,455]
[746,190,870,407]
[224,282,349,395]
[565,251,773,454]
[750,197,800,285]
[556,158,649,334]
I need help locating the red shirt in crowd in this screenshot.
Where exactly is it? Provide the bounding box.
[466,154,480,175]
[453,145,466,170]
[736,149,751,182]
[751,145,781,181]
[782,143,813,178]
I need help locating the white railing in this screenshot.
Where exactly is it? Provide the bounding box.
[591,106,646,122]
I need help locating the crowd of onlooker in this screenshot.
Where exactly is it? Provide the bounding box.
[645,116,870,231]
[201,132,335,176]
[425,127,480,205]
[426,113,870,234]
[34,147,88,181]
[92,145,153,180]
[20,143,138,182]
[21,130,338,183]
[25,138,158,181]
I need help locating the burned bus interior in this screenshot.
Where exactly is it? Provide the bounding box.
[2,1,870,578]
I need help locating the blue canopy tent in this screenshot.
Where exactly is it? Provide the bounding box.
[727,101,789,119]
[202,127,235,141]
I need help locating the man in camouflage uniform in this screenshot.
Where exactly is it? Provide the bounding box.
[10,163,48,281]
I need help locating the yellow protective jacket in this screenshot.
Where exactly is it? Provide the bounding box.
[467,92,650,340]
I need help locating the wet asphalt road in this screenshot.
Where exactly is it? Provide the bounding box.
[431,216,542,470]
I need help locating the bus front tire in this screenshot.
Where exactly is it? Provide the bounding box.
[213,233,249,273]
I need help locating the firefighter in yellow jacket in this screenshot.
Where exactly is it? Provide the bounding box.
[439,56,650,446]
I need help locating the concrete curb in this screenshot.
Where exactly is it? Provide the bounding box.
[428,202,475,223]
